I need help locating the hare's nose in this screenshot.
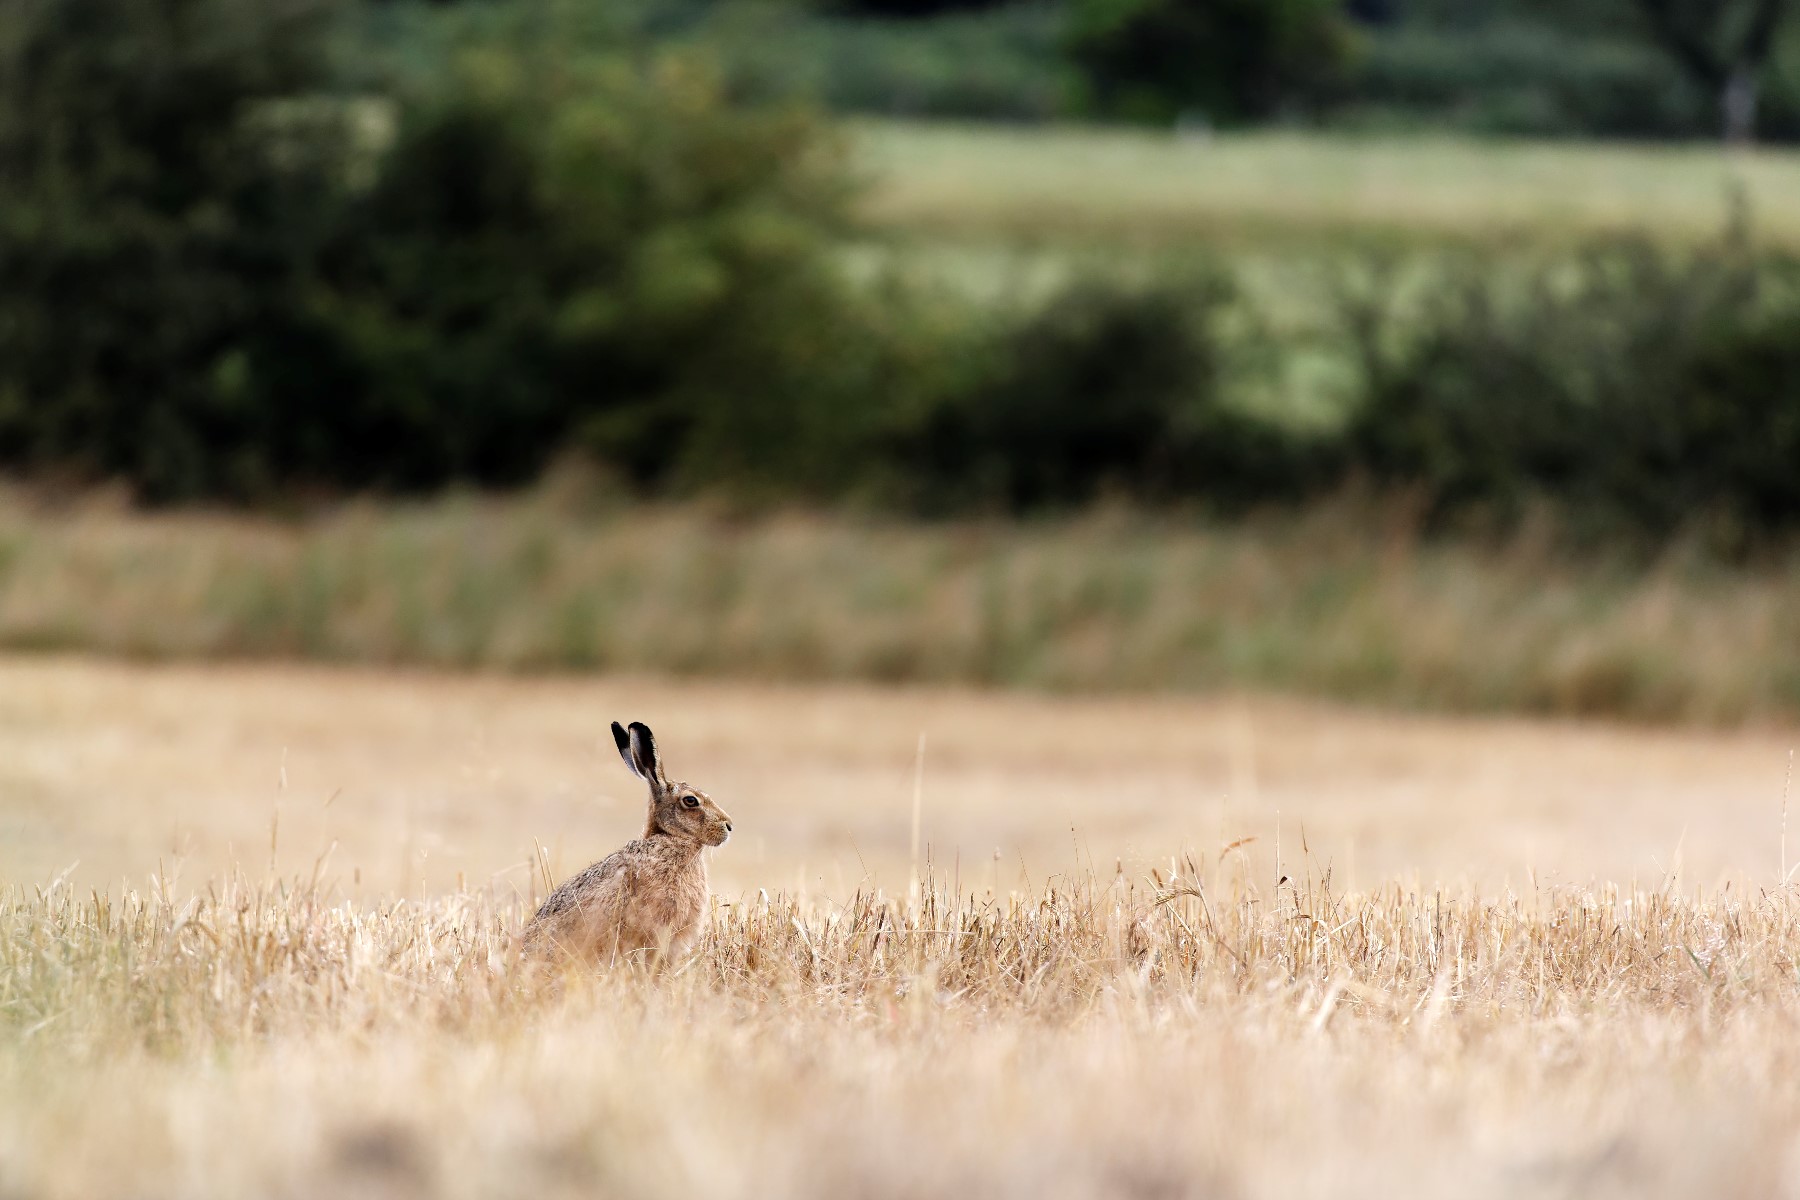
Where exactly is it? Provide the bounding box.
[723,821,733,833]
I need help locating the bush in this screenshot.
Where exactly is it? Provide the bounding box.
[692,3,1078,122]
[0,0,902,501]
[1344,24,1713,138]
[287,54,879,497]
[896,277,1333,512]
[1344,239,1800,543]
[1067,0,1355,124]
[1679,303,1800,534]
[0,0,352,500]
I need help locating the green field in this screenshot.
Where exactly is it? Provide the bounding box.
[852,121,1800,250]
[842,120,1800,438]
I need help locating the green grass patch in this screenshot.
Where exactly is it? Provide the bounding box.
[852,120,1800,251]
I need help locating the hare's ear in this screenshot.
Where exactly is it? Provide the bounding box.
[611,721,638,777]
[626,721,665,785]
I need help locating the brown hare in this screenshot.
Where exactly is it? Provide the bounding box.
[524,721,732,965]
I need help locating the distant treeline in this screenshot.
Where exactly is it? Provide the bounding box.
[2,0,1799,546]
[618,0,1800,143]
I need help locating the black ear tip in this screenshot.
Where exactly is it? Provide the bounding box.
[629,720,654,744]
[611,721,629,752]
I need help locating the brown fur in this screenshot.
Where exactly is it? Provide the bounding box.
[523,721,732,965]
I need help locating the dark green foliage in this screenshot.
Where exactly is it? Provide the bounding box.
[1626,0,1790,142]
[1348,24,1714,137]
[897,279,1330,511]
[0,0,352,499]
[1346,240,1800,542]
[1679,302,1800,532]
[344,0,1800,141]
[1066,0,1355,123]
[659,0,1800,141]
[0,0,884,501]
[286,58,871,496]
[902,281,1229,508]
[1347,0,1800,140]
[6,0,1800,547]
[687,3,1077,122]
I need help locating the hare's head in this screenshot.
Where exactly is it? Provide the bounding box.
[612,721,733,848]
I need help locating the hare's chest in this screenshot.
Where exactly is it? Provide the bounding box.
[619,854,708,941]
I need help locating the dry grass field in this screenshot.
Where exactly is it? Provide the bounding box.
[2,656,1795,898]
[4,656,1800,1199]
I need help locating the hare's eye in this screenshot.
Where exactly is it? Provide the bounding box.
[681,795,700,809]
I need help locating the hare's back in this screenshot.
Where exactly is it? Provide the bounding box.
[529,842,643,927]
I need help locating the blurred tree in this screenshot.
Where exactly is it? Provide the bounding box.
[1628,0,1790,141]
[0,0,897,501]
[289,54,881,495]
[0,0,350,498]
[1067,0,1354,123]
